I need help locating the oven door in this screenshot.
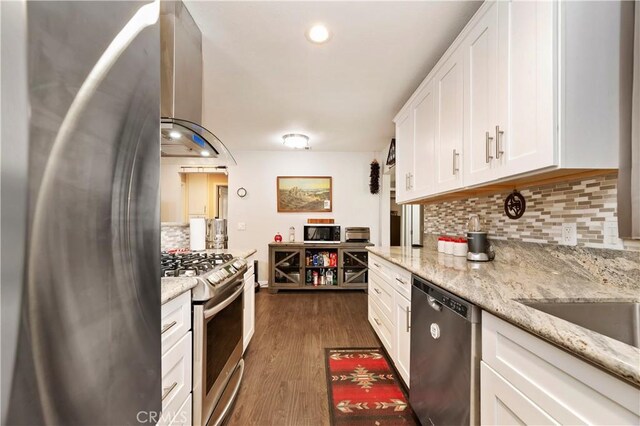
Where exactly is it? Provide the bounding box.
[193,280,244,426]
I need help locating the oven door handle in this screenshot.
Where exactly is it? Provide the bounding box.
[203,283,244,319]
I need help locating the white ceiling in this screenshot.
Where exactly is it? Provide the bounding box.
[185,1,481,152]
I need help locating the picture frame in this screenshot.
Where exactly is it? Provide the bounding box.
[277,176,333,213]
[386,138,396,166]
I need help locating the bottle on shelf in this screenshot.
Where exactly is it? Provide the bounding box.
[320,269,326,286]
[313,270,319,286]
[327,269,334,285]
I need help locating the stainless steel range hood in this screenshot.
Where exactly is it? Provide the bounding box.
[160,1,236,163]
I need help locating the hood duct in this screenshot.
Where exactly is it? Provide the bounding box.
[160,1,236,163]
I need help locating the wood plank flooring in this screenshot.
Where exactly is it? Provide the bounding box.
[227,290,379,426]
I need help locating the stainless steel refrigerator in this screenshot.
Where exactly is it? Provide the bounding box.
[1,1,161,424]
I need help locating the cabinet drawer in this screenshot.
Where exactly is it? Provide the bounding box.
[169,394,192,426]
[161,291,191,355]
[161,331,192,415]
[369,297,393,355]
[391,270,411,301]
[369,271,393,320]
[482,312,640,424]
[368,255,394,284]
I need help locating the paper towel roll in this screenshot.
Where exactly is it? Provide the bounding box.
[190,218,206,251]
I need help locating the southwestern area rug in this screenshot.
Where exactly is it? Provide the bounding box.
[325,348,418,425]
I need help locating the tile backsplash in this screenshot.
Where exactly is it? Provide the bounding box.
[423,173,638,251]
[161,223,190,251]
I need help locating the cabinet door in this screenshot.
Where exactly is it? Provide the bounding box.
[187,173,208,218]
[243,272,255,352]
[463,2,500,186]
[434,50,464,193]
[496,0,556,177]
[411,79,436,198]
[395,109,414,203]
[481,362,558,425]
[393,292,411,387]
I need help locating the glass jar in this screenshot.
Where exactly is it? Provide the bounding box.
[289,226,295,242]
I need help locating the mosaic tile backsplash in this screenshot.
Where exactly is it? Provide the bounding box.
[161,223,190,251]
[423,173,637,251]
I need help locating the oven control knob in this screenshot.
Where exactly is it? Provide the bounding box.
[207,275,219,285]
[430,323,441,340]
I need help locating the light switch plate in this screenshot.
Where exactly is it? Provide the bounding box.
[237,222,246,231]
[603,220,623,249]
[561,223,577,246]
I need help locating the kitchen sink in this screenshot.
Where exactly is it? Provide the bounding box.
[520,301,640,349]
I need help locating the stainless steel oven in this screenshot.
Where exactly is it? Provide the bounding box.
[193,273,245,426]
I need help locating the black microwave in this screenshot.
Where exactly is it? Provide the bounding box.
[303,225,341,243]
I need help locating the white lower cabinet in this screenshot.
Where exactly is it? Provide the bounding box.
[160,292,192,426]
[481,312,640,425]
[243,256,256,352]
[368,254,412,388]
[481,362,556,425]
[393,292,411,386]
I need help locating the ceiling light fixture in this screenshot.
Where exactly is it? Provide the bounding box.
[169,131,181,139]
[282,133,310,149]
[200,150,210,157]
[306,24,331,44]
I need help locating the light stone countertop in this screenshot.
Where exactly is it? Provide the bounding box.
[367,243,640,386]
[161,248,257,304]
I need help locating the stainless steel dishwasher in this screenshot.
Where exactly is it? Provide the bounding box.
[410,275,481,425]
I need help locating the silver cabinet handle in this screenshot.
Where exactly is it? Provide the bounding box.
[374,288,382,295]
[395,277,407,285]
[373,262,381,268]
[427,296,442,312]
[161,320,177,334]
[406,308,411,332]
[485,131,494,163]
[409,173,413,190]
[405,173,410,190]
[161,382,177,401]
[453,149,460,174]
[374,317,382,326]
[495,125,504,159]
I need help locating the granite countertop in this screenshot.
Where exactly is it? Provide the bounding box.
[367,244,640,386]
[161,248,257,304]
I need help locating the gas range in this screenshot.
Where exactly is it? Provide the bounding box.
[161,251,247,302]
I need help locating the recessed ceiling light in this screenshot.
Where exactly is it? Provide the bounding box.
[169,131,181,140]
[306,24,331,44]
[282,133,309,149]
[200,150,210,157]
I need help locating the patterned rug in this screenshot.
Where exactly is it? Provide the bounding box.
[325,348,418,425]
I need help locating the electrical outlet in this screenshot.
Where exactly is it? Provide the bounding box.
[237,222,246,231]
[561,223,577,246]
[603,220,623,249]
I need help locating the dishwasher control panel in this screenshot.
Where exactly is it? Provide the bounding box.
[441,296,468,318]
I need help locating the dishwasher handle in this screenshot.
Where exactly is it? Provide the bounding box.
[427,296,442,312]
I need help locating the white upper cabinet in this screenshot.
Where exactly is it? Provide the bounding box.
[411,80,437,198]
[395,109,414,203]
[463,2,499,186]
[434,50,464,193]
[495,0,556,177]
[393,0,631,203]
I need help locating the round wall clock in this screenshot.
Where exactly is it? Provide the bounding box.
[237,187,247,198]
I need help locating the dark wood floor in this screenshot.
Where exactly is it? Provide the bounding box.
[227,290,379,426]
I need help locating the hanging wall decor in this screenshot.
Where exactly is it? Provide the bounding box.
[504,190,526,219]
[386,138,396,166]
[370,160,380,194]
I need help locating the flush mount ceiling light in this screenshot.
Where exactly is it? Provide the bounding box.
[282,133,310,149]
[200,150,210,157]
[169,130,181,139]
[306,24,331,44]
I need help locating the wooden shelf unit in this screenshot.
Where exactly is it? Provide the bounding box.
[268,242,373,293]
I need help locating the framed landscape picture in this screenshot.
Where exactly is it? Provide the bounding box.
[277,176,332,213]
